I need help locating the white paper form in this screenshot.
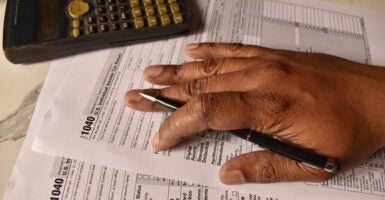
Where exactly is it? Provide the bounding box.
[3,54,278,200]
[32,0,385,199]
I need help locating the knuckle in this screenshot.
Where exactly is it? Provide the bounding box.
[254,164,279,183]
[198,59,221,75]
[256,61,291,79]
[244,92,292,132]
[184,78,210,97]
[189,94,217,120]
[225,43,245,55]
[206,43,217,48]
[260,166,279,183]
[263,94,292,114]
[172,64,184,82]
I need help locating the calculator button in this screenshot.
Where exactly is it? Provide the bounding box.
[132,7,142,17]
[134,17,145,28]
[143,0,152,6]
[157,4,167,14]
[111,23,120,31]
[100,24,109,32]
[144,6,155,16]
[147,15,158,27]
[68,0,90,18]
[121,21,131,29]
[71,28,81,37]
[72,19,81,28]
[155,0,165,4]
[172,12,183,24]
[110,13,119,21]
[160,14,171,25]
[169,3,180,13]
[108,5,118,12]
[107,0,116,3]
[97,7,107,14]
[87,16,97,24]
[155,0,165,5]
[121,12,129,20]
[168,0,177,3]
[88,25,98,33]
[130,0,140,7]
[98,15,108,23]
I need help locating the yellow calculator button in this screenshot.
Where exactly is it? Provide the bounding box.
[132,7,142,17]
[168,0,177,3]
[143,0,152,6]
[145,6,155,16]
[157,4,167,14]
[130,0,140,7]
[169,3,180,13]
[172,13,183,24]
[134,17,145,28]
[155,0,165,4]
[72,19,81,28]
[71,28,81,37]
[147,15,158,27]
[160,14,171,25]
[68,0,90,18]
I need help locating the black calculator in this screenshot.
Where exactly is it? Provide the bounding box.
[3,0,189,64]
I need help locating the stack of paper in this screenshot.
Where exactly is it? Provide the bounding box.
[4,0,385,199]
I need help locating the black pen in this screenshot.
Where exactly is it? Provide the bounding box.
[139,92,340,173]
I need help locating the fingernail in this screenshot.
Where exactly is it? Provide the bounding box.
[125,92,142,104]
[220,170,246,184]
[151,132,160,150]
[186,43,199,51]
[145,66,163,77]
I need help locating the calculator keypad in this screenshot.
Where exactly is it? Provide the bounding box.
[67,0,185,38]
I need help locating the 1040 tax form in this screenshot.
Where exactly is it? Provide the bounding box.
[5,57,276,200]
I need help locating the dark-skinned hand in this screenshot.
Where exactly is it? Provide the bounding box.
[125,43,385,184]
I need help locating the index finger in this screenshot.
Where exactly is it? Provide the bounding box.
[151,91,290,151]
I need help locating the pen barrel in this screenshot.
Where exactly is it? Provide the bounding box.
[155,96,183,111]
[144,93,339,172]
[230,129,336,171]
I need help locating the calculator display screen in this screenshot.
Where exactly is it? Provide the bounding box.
[36,0,68,42]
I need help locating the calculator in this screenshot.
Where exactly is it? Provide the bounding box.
[3,0,189,64]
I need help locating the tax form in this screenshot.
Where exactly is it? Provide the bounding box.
[29,0,385,199]
[4,57,275,200]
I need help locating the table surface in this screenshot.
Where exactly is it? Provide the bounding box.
[1,0,385,198]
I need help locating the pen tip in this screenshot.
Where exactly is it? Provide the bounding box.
[139,92,156,102]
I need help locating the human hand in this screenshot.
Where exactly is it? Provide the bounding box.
[125,43,385,184]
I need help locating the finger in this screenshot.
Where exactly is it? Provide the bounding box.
[185,43,274,59]
[144,57,261,85]
[152,91,290,151]
[150,61,290,102]
[152,92,251,151]
[219,151,333,184]
[124,89,180,112]
[159,71,263,102]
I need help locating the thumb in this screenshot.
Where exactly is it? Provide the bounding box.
[219,150,333,184]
